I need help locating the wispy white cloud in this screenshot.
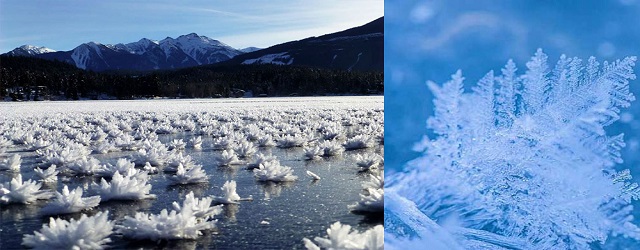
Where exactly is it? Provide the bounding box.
[180,7,264,20]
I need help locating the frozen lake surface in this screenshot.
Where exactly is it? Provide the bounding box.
[0,96,383,249]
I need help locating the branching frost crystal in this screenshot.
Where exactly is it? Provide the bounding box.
[386,49,640,249]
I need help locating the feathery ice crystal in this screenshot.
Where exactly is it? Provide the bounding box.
[171,191,222,220]
[22,211,114,250]
[344,135,375,150]
[0,174,53,204]
[40,185,101,215]
[95,170,155,201]
[34,165,59,182]
[386,49,640,249]
[168,163,208,185]
[303,222,384,250]
[215,149,241,166]
[349,173,384,213]
[213,180,242,204]
[234,140,258,158]
[320,140,345,156]
[117,193,221,240]
[246,153,277,170]
[0,154,22,171]
[188,136,203,149]
[253,160,298,182]
[276,135,307,148]
[304,146,324,160]
[354,153,383,171]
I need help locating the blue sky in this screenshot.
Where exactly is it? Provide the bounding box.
[0,0,383,52]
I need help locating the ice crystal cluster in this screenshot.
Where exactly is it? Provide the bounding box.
[0,174,53,204]
[22,211,114,250]
[386,49,640,249]
[117,191,222,240]
[303,222,384,250]
[349,172,384,213]
[40,185,101,215]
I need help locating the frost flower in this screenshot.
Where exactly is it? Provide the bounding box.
[171,191,222,220]
[34,165,59,182]
[168,164,208,185]
[213,180,247,204]
[0,174,53,204]
[95,171,155,201]
[344,135,375,150]
[303,222,383,250]
[22,211,114,250]
[354,153,382,171]
[246,153,277,170]
[40,185,101,215]
[215,149,241,166]
[276,135,307,148]
[0,154,21,172]
[303,146,323,160]
[253,161,298,182]
[118,199,220,240]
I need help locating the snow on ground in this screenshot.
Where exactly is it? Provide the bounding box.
[0,96,381,116]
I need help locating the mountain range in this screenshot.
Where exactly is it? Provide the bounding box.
[2,17,383,72]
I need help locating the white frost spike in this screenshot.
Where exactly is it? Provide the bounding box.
[344,134,375,150]
[216,149,241,166]
[118,200,219,240]
[95,171,155,201]
[168,139,186,151]
[246,153,277,170]
[213,180,244,204]
[276,135,307,148]
[133,148,168,166]
[103,158,135,176]
[354,153,382,171]
[320,140,344,156]
[0,174,53,204]
[165,152,195,172]
[303,222,383,250]
[143,162,158,174]
[306,170,321,180]
[189,136,203,150]
[211,137,233,150]
[349,187,384,213]
[68,156,106,176]
[168,164,208,185]
[171,191,222,220]
[253,160,298,182]
[93,141,119,154]
[40,185,101,215]
[234,140,258,158]
[0,154,21,171]
[34,165,59,182]
[304,146,323,160]
[22,211,113,250]
[256,135,276,147]
[25,138,49,151]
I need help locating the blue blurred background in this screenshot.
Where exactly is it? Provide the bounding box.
[385,0,640,174]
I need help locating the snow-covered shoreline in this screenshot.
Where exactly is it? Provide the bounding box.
[0,96,383,117]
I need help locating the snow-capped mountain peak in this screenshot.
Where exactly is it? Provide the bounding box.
[15,45,56,55]
[117,38,160,55]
